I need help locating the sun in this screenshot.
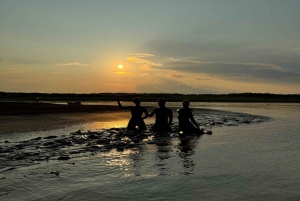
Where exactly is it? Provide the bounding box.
[118,64,123,69]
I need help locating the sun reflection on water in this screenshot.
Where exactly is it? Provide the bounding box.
[102,149,138,167]
[87,120,128,131]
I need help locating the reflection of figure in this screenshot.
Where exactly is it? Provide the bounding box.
[148,99,173,132]
[153,137,172,176]
[177,135,200,173]
[117,97,149,131]
[177,99,201,134]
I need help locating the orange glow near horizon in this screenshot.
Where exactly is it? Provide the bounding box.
[116,71,128,75]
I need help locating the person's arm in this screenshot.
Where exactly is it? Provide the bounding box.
[142,107,149,119]
[117,97,126,109]
[190,115,200,130]
[188,108,200,129]
[147,109,155,118]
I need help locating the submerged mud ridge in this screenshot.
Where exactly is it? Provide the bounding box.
[195,109,271,127]
[0,110,271,171]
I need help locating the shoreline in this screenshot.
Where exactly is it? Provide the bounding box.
[0,102,156,134]
[0,102,122,115]
[0,102,128,134]
[0,111,131,134]
[0,101,277,134]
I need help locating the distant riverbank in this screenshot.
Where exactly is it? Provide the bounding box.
[1,92,300,103]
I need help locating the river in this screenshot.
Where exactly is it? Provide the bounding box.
[1,102,300,201]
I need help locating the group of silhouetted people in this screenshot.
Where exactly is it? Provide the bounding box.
[117,97,202,134]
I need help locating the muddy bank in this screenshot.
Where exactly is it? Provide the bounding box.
[0,112,131,134]
[0,110,271,171]
[0,102,154,134]
[0,125,208,171]
[0,102,121,115]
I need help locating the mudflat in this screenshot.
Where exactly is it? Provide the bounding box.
[0,102,131,133]
[0,112,132,134]
[0,102,120,115]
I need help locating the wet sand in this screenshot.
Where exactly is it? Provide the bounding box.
[0,112,132,134]
[0,102,150,134]
[1,103,299,201]
[0,107,271,170]
[0,101,272,169]
[0,102,120,115]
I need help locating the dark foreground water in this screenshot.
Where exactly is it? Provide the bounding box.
[1,103,300,201]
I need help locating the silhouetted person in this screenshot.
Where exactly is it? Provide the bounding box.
[148,99,173,132]
[177,99,201,134]
[117,97,148,131]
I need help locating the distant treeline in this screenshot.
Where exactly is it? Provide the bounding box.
[1,92,300,103]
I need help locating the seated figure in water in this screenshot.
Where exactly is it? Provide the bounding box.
[148,99,173,132]
[117,97,149,131]
[177,99,202,134]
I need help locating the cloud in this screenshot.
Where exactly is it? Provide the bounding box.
[196,78,211,81]
[127,54,154,57]
[157,57,299,81]
[126,54,162,71]
[126,56,162,67]
[0,57,48,65]
[139,73,151,77]
[135,77,217,94]
[283,47,300,51]
[115,71,131,75]
[169,74,188,79]
[129,53,294,74]
[128,53,290,74]
[50,72,66,75]
[143,39,250,60]
[163,58,289,73]
[55,62,90,67]
[142,35,300,67]
[233,62,289,72]
[0,59,8,63]
[127,53,300,88]
[1,67,31,75]
[125,52,300,93]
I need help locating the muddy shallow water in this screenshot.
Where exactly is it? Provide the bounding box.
[1,103,300,201]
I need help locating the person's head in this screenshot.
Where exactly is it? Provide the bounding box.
[182,99,190,108]
[133,97,141,105]
[158,98,166,107]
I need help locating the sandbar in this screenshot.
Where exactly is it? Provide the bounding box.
[0,102,145,134]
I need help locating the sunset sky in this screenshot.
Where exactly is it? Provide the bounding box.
[1,0,300,94]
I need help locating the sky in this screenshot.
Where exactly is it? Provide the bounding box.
[1,0,300,94]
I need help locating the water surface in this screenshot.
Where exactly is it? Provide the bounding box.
[1,103,300,201]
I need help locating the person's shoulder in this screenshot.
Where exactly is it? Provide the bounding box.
[161,107,171,111]
[177,108,183,113]
[187,107,193,112]
[152,107,158,111]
